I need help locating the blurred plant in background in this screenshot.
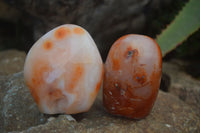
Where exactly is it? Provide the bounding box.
[156,0,200,57]
[0,0,199,60]
[154,0,200,79]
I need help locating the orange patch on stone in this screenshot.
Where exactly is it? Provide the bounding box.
[31,61,52,90]
[109,46,121,71]
[55,27,71,39]
[69,64,84,89]
[26,61,51,105]
[95,65,104,92]
[133,67,147,84]
[48,89,63,100]
[90,81,101,99]
[95,81,101,92]
[73,27,85,35]
[112,58,120,70]
[90,65,104,99]
[43,40,53,50]
[150,64,162,91]
[27,84,40,104]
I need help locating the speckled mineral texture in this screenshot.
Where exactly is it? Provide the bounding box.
[0,50,200,133]
[0,50,26,76]
[0,73,199,133]
[0,72,48,133]
[162,59,200,116]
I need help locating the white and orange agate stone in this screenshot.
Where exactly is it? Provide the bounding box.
[24,24,103,114]
[103,34,162,119]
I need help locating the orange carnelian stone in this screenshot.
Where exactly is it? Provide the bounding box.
[103,34,162,119]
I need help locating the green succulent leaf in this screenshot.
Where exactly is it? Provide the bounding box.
[156,0,200,57]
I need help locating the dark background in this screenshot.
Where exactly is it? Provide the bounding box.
[0,0,199,62]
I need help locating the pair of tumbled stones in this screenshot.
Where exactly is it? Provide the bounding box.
[24,24,162,119]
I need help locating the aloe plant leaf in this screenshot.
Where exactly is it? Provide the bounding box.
[156,0,200,57]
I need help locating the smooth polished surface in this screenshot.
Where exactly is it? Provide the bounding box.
[103,34,162,119]
[24,24,103,114]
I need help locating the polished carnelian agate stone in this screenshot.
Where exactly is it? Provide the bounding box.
[103,34,162,119]
[24,24,103,114]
